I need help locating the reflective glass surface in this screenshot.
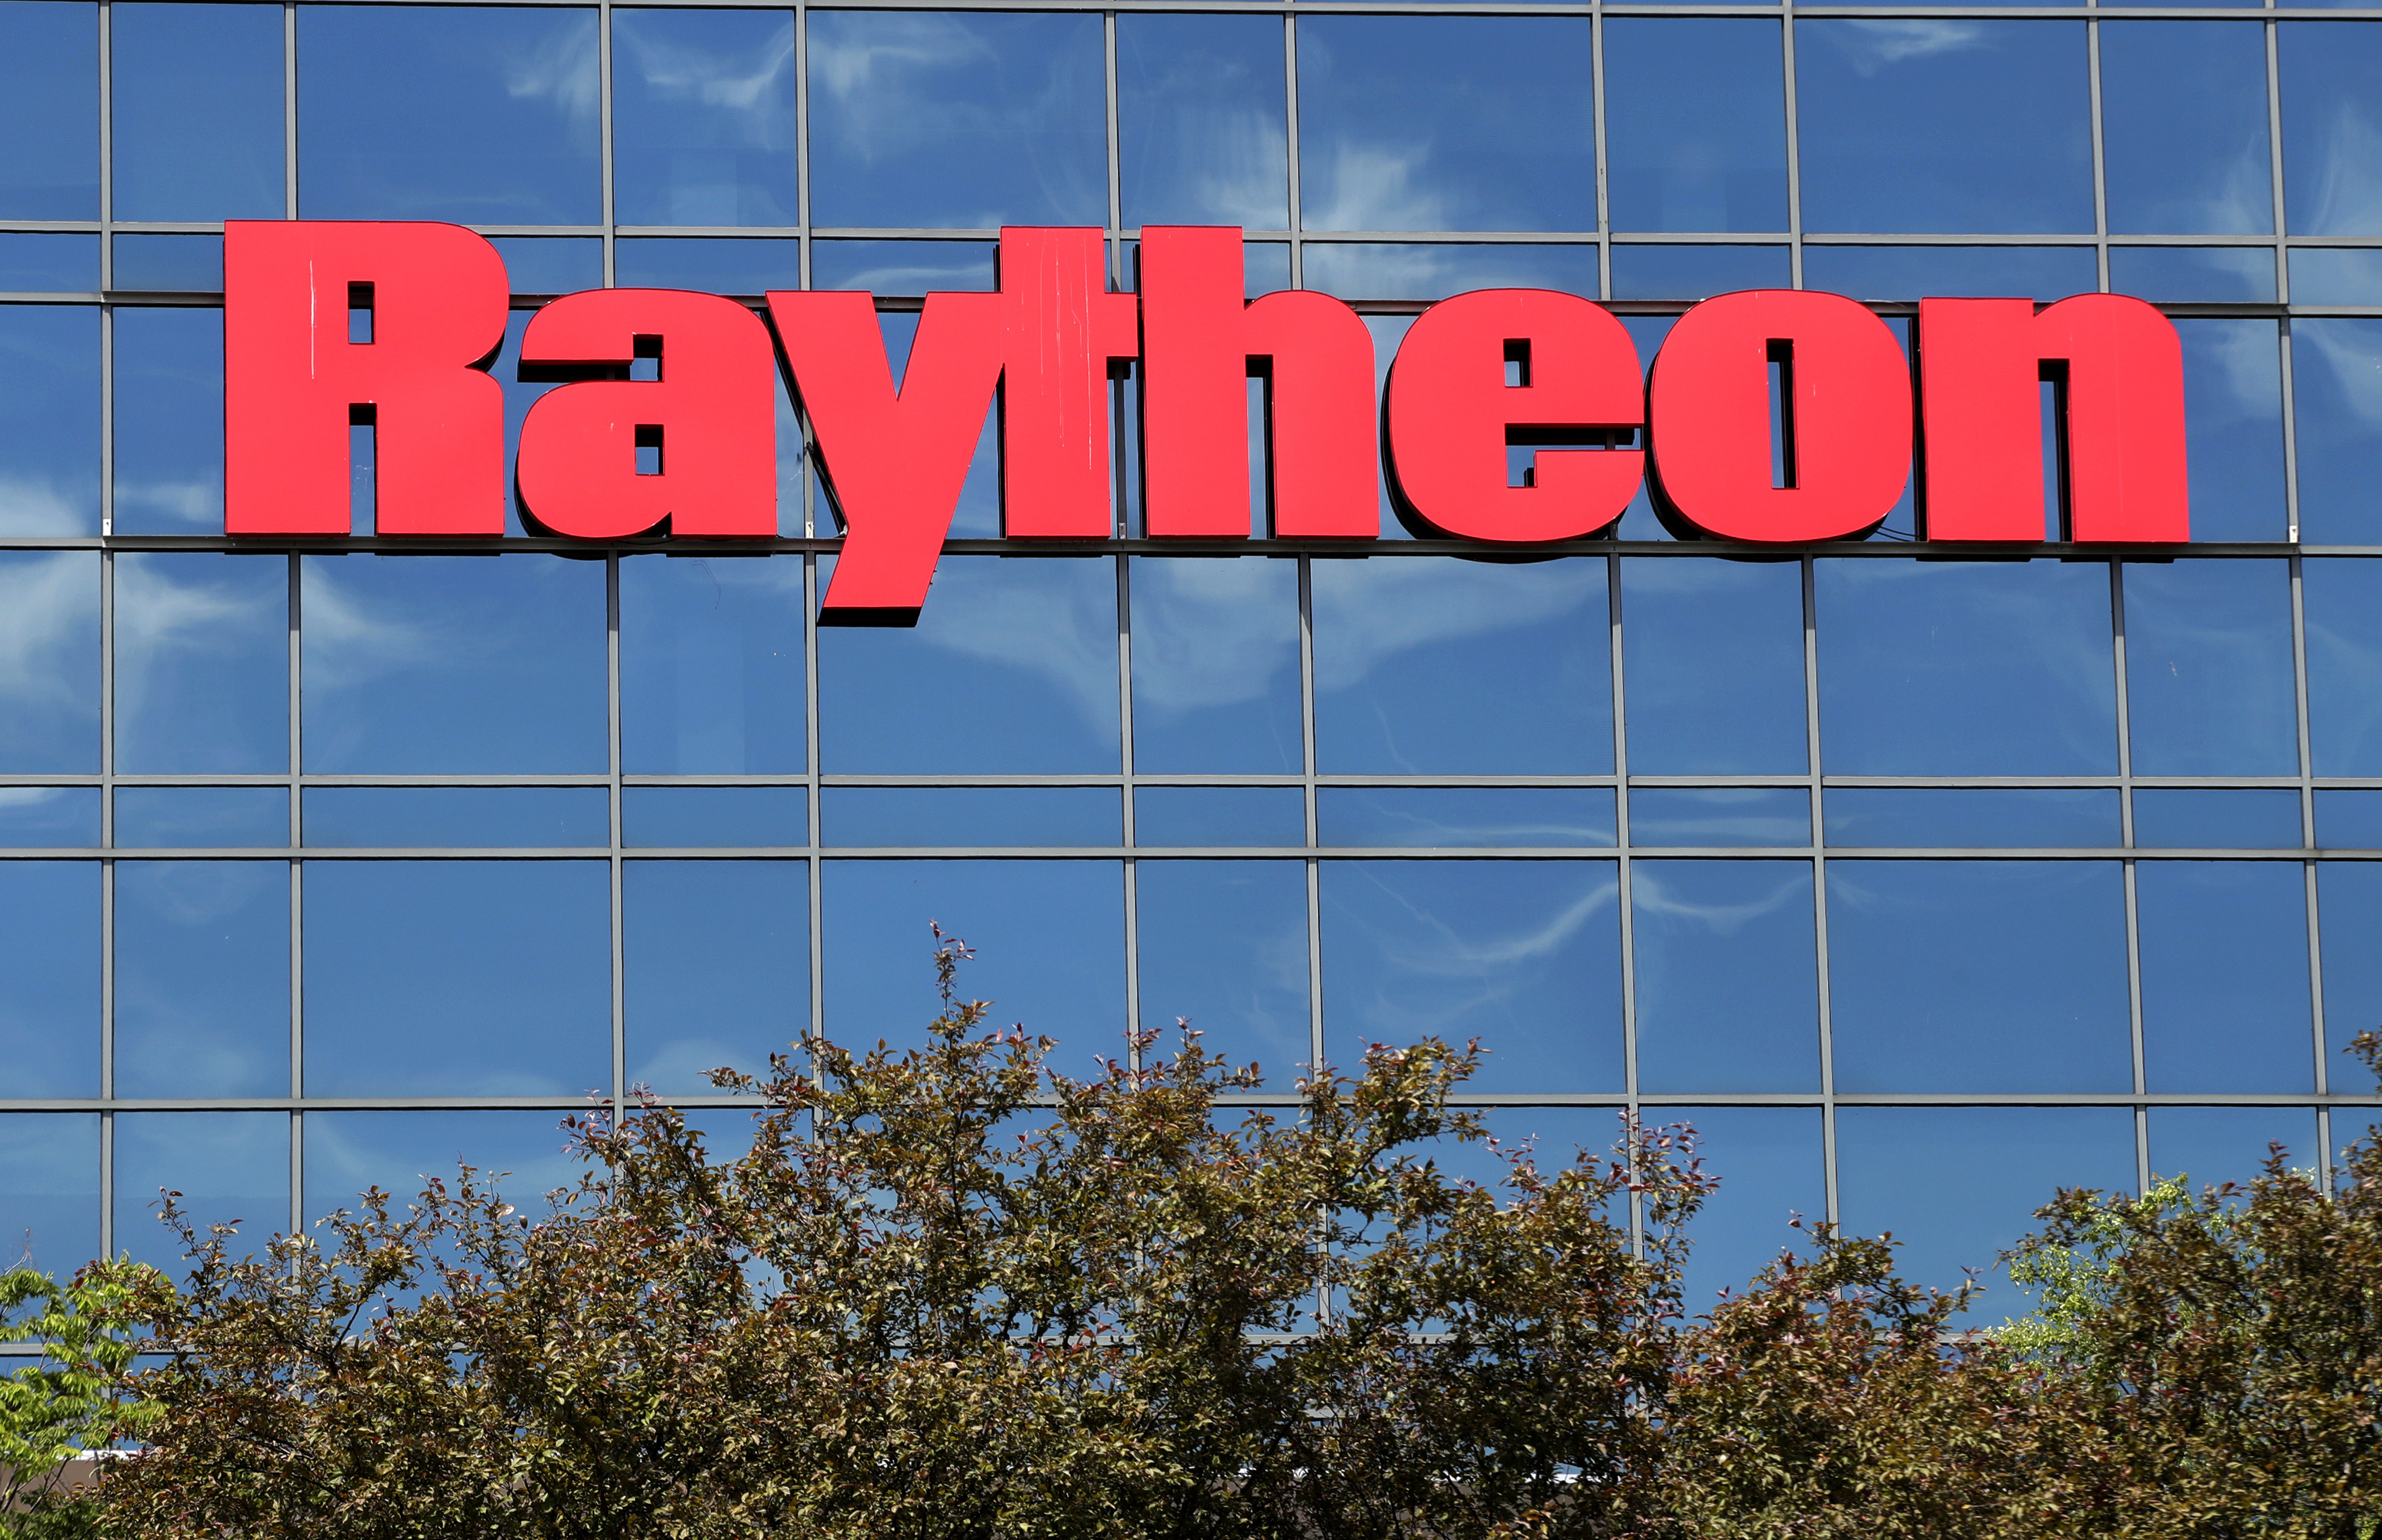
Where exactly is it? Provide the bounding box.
[0,551,99,771]
[305,1109,585,1222]
[1835,1108,2134,1288]
[0,863,97,1096]
[622,787,808,848]
[2137,861,2314,1093]
[1608,245,1790,301]
[2317,789,2382,848]
[824,788,1118,848]
[1827,860,2130,1092]
[0,307,99,534]
[0,2,97,218]
[1135,859,1312,1082]
[1798,245,2097,301]
[1619,558,1805,775]
[112,308,224,535]
[0,1115,98,1273]
[302,861,612,1095]
[114,1111,287,1274]
[613,237,800,294]
[114,234,224,292]
[2108,245,2277,303]
[611,8,798,227]
[2099,24,2274,236]
[2317,862,2382,1072]
[819,556,1119,774]
[619,554,806,775]
[625,859,808,1094]
[115,787,287,848]
[1670,1107,1827,1311]
[2290,248,2382,306]
[302,788,609,848]
[0,788,98,848]
[114,862,286,1098]
[1817,559,2115,775]
[2279,23,2382,236]
[2290,322,2382,544]
[1318,788,1614,848]
[2122,560,2297,775]
[2173,322,2288,542]
[1823,788,2120,848]
[2303,558,2382,775]
[1320,859,1622,1094]
[1795,22,2093,235]
[1628,788,1810,848]
[1603,20,1786,236]
[489,236,605,296]
[112,2,282,221]
[1301,244,1599,303]
[2132,789,2304,850]
[1117,14,1288,231]
[0,234,97,292]
[297,5,601,224]
[809,240,996,295]
[806,11,1106,229]
[1129,558,1301,775]
[821,859,1125,1057]
[1296,18,1593,234]
[1312,557,1612,775]
[2147,1106,2319,1194]
[1632,859,1819,1094]
[300,556,607,774]
[114,552,285,773]
[1133,788,1306,848]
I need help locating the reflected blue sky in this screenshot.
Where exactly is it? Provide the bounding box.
[304,1108,588,1223]
[0,1115,98,1275]
[2280,24,2382,236]
[2099,23,2274,236]
[620,554,807,775]
[115,1110,287,1275]
[611,8,798,228]
[0,3,96,219]
[112,308,223,536]
[114,860,285,1099]
[2137,861,2314,1094]
[625,859,808,1095]
[114,552,285,774]
[1117,14,1287,231]
[1603,20,1786,235]
[0,552,99,772]
[1619,558,1805,775]
[0,308,99,537]
[1136,859,1310,1085]
[1129,557,1301,776]
[1632,859,1819,1094]
[113,2,282,222]
[0,865,98,1098]
[2122,559,2297,775]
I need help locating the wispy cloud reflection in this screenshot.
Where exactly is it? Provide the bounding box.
[500,18,602,125]
[0,551,97,721]
[1826,20,1988,76]
[0,473,95,536]
[1310,557,1600,693]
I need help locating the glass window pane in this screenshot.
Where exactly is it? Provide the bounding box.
[824,788,1116,848]
[622,787,808,848]
[2171,320,2287,542]
[1670,1107,1824,1310]
[0,788,98,848]
[2304,558,2382,775]
[300,555,607,774]
[112,2,282,222]
[821,858,1124,1058]
[1135,859,1311,1084]
[115,788,287,849]
[809,239,996,295]
[302,788,608,848]
[1798,244,2097,301]
[2108,245,2277,302]
[806,12,1106,229]
[2132,789,2304,849]
[0,862,97,1096]
[1313,556,1613,775]
[489,235,603,297]
[2290,248,2382,305]
[114,552,285,774]
[625,859,807,1095]
[1817,558,2116,775]
[0,1115,98,1274]
[297,5,601,224]
[1320,858,1622,1094]
[112,308,225,536]
[115,1111,287,1275]
[1603,20,1786,235]
[1608,245,1790,301]
[0,2,97,218]
[611,8,797,227]
[1835,1107,2133,1290]
[612,236,800,293]
[113,233,222,292]
[0,306,98,534]
[1300,244,1599,302]
[2147,1106,2317,1193]
[2317,789,2382,847]
[818,555,1120,774]
[0,551,99,771]
[1795,22,2093,235]
[302,861,611,1096]
[2290,320,2382,544]
[1633,858,1818,1093]
[0,233,97,292]
[1129,557,1302,776]
[1117,14,1287,230]
[2100,23,2274,235]
[1296,18,1593,234]
[1133,787,1306,848]
[2280,22,2382,235]
[2138,861,2313,1093]
[1619,557,1805,775]
[2317,862,2382,1072]
[619,553,806,775]
[114,861,287,1098]
[304,1108,585,1222]
[1628,788,1810,848]
[1317,788,1614,848]
[2121,559,2297,775]
[1827,860,2131,1092]
[1823,788,2120,848]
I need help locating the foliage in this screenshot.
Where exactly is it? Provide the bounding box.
[0,1267,157,1539]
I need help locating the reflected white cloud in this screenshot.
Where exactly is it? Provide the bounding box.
[1303,144,1451,235]
[910,560,1120,735]
[112,555,280,738]
[294,563,441,692]
[0,551,96,718]
[501,19,602,125]
[0,473,95,536]
[2299,100,2382,237]
[1630,865,1807,938]
[114,478,219,528]
[2297,319,2382,426]
[1311,558,1599,692]
[620,19,796,128]
[1825,20,1988,76]
[1130,558,1297,715]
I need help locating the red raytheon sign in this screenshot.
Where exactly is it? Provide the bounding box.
[222,221,2190,625]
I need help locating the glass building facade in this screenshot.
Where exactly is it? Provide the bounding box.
[0,0,2378,1309]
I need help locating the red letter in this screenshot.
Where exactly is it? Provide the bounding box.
[1137,225,1376,538]
[1918,294,2188,543]
[768,288,1003,624]
[1647,289,1911,544]
[995,227,1141,538]
[1383,288,1643,543]
[515,288,776,541]
[224,220,509,536]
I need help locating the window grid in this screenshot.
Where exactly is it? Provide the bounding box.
[0,0,2368,1282]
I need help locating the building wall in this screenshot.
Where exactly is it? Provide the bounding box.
[0,0,2377,1308]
